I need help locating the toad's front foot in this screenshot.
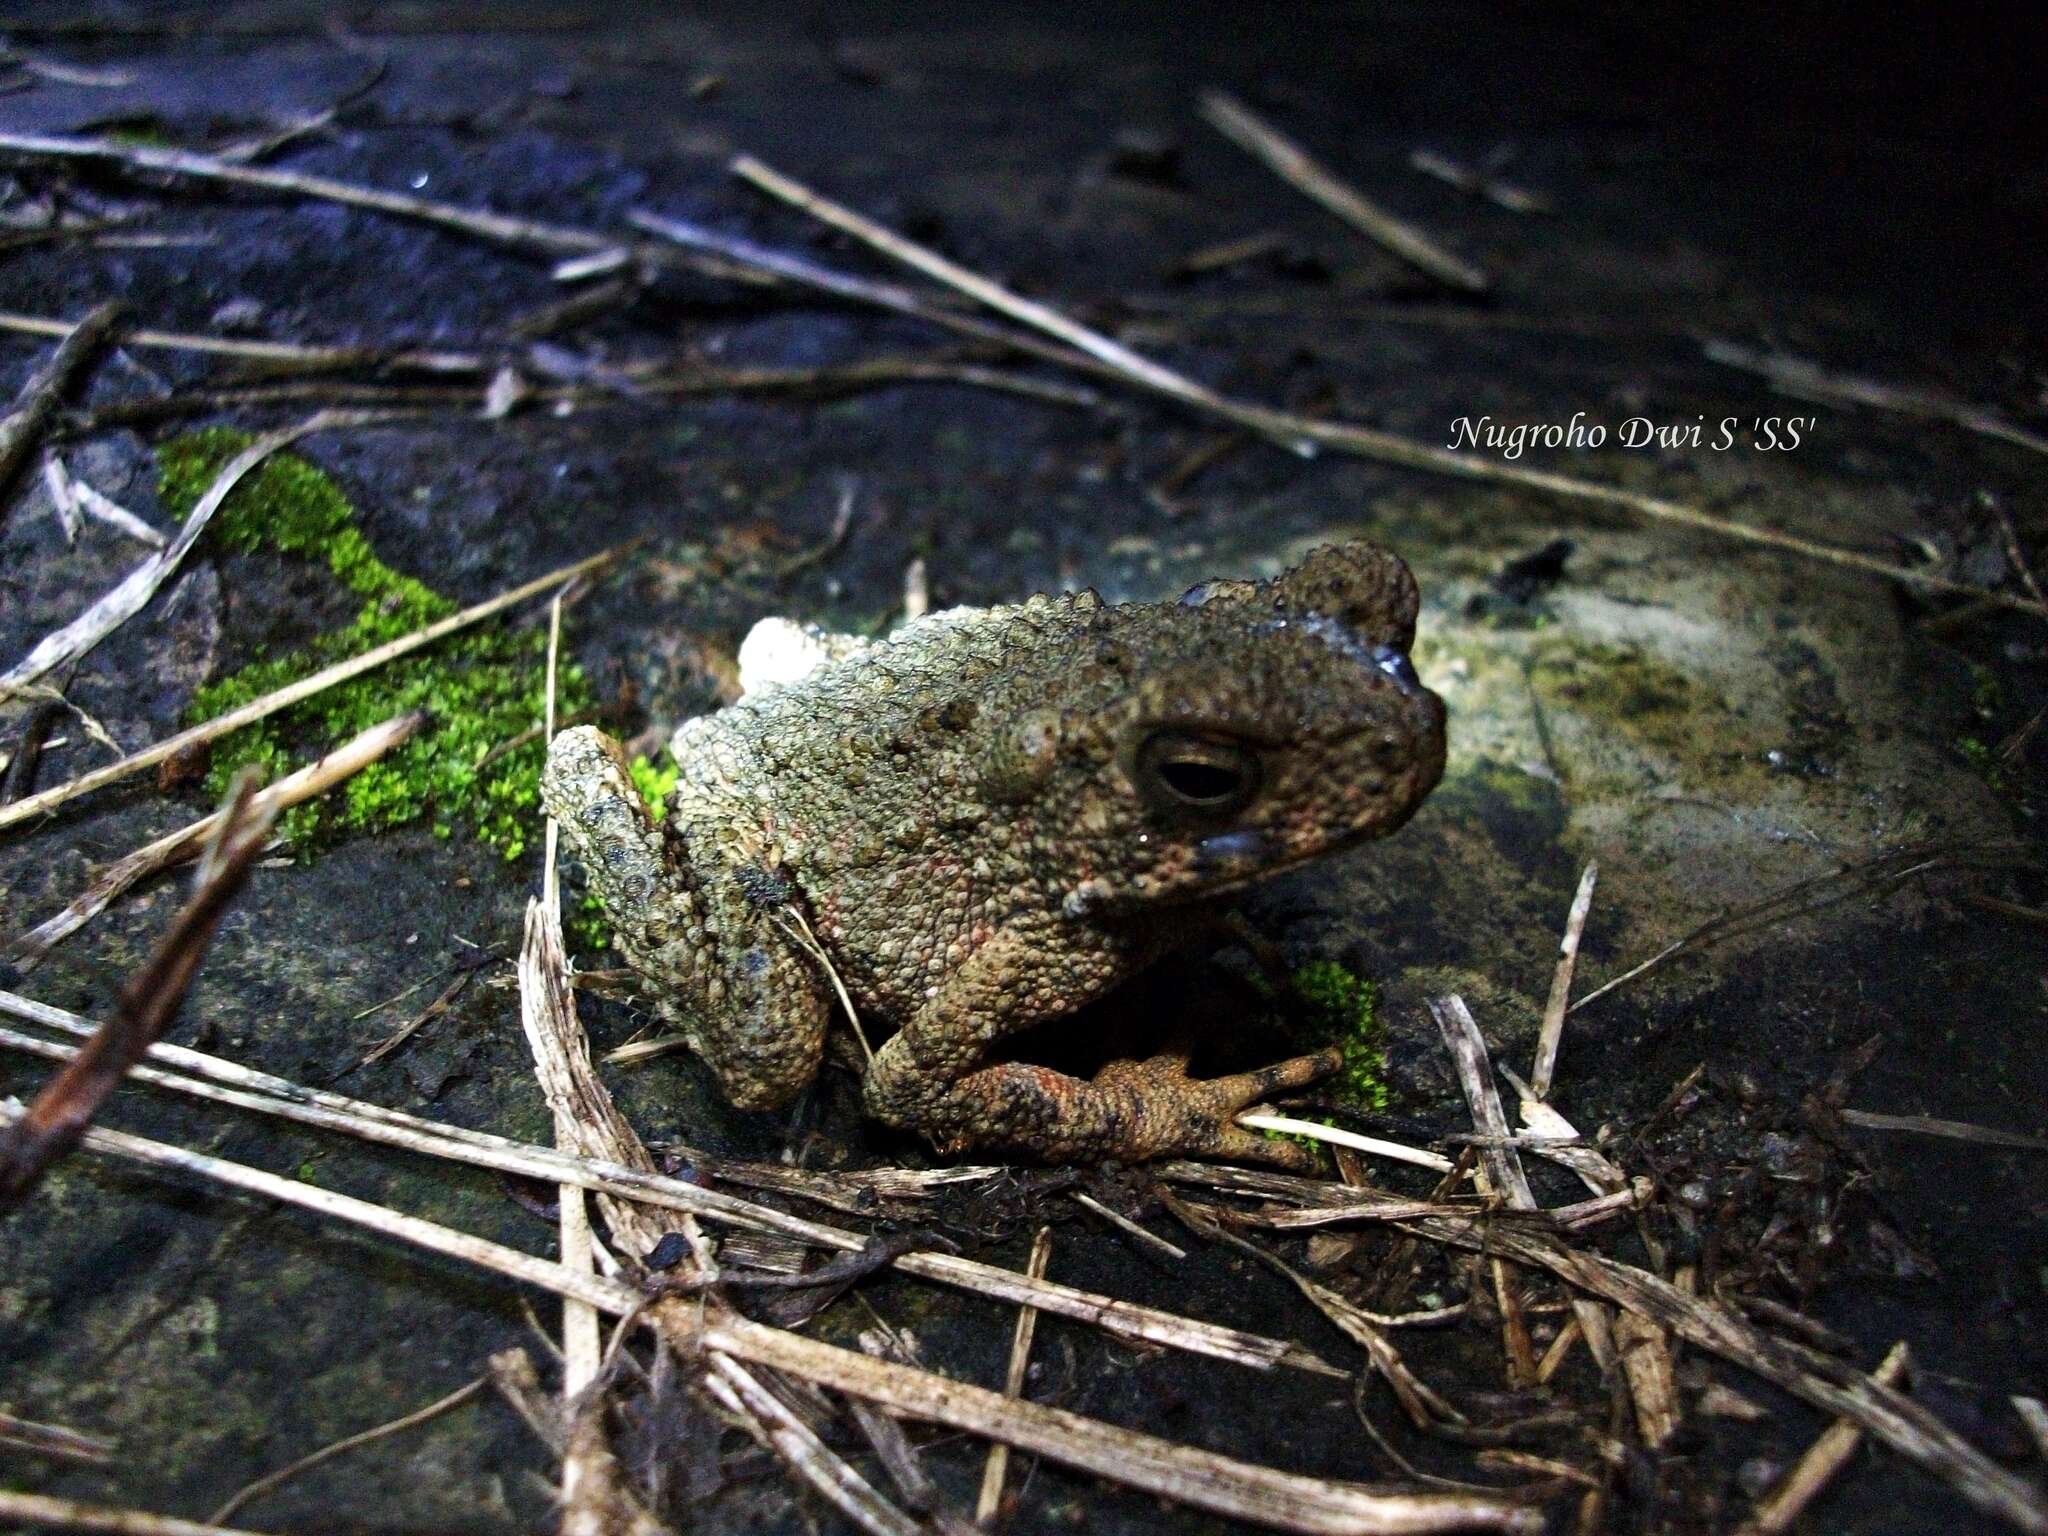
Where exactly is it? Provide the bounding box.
[1092,1046,1342,1172]
[867,1040,1341,1171]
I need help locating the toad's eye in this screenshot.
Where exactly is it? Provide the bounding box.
[1133,731,1262,820]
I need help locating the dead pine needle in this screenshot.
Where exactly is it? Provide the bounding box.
[977,1226,1054,1524]
[208,1377,486,1526]
[1738,1342,1911,1535]
[0,1409,115,1464]
[5,711,425,968]
[0,543,629,835]
[1530,862,1597,1100]
[0,1491,278,1536]
[1070,1190,1186,1261]
[1198,92,1489,293]
[726,155,2042,621]
[1837,1108,2048,1153]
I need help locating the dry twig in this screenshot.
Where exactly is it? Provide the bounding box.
[208,1377,486,1526]
[1199,92,1488,292]
[728,156,2046,619]
[1738,1342,1911,1534]
[977,1225,1054,1523]
[0,774,273,1213]
[1705,339,2048,459]
[0,410,379,697]
[0,300,120,519]
[1530,862,1597,1099]
[0,307,486,373]
[5,711,424,968]
[0,1491,275,1536]
[1837,1109,2048,1152]
[0,1409,114,1463]
[0,544,627,834]
[1571,841,2034,1013]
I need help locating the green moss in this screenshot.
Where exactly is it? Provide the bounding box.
[1246,956,1388,1124]
[1289,959,1388,1111]
[161,429,591,855]
[628,753,678,822]
[1956,734,2012,794]
[1969,662,2004,717]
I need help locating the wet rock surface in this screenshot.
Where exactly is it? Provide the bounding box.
[1,5,2043,1533]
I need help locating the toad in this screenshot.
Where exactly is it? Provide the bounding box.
[541,542,1445,1168]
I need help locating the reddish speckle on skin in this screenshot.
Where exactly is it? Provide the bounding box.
[543,542,1443,1166]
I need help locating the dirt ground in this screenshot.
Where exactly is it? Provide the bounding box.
[1,5,2044,1534]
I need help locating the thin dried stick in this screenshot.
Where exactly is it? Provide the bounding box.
[0,544,628,834]
[208,1377,485,1525]
[353,970,469,1070]
[22,1107,1544,1536]
[526,593,606,1450]
[732,156,2048,621]
[0,1491,275,1536]
[2013,1397,2048,1463]
[0,776,274,1213]
[1199,93,1488,293]
[1394,1210,2047,1534]
[0,997,1335,1378]
[1161,1191,1462,1431]
[1428,997,1534,1209]
[1429,996,1542,1388]
[1738,1342,1911,1535]
[0,133,607,257]
[1233,1114,1455,1172]
[0,308,486,373]
[1571,840,2033,1013]
[977,1226,1054,1524]
[5,711,424,967]
[0,300,120,516]
[57,458,167,545]
[0,410,377,697]
[1071,1190,1186,1260]
[1612,1308,1680,1447]
[1961,892,2048,931]
[0,132,793,297]
[0,1409,114,1463]
[1530,863,1597,1100]
[1704,339,2048,459]
[624,207,1116,387]
[708,1357,923,1536]
[1837,1109,2048,1153]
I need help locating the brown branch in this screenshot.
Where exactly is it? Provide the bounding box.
[0,300,120,524]
[0,773,274,1214]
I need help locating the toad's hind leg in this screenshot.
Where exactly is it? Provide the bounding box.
[862,923,1337,1170]
[540,725,828,1110]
